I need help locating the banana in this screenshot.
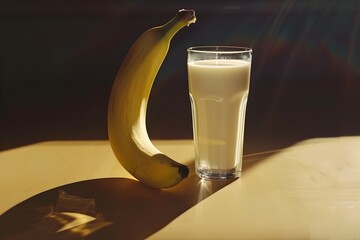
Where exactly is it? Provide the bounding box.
[107,9,196,188]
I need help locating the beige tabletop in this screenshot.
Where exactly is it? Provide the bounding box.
[1,137,360,239]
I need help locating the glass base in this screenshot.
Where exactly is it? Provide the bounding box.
[196,168,241,180]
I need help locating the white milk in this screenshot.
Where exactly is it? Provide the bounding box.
[188,59,251,177]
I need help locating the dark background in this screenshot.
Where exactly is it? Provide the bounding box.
[1,0,360,153]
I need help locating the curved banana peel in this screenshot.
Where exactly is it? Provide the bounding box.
[108,10,196,188]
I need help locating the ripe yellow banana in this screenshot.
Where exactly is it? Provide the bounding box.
[108,9,196,188]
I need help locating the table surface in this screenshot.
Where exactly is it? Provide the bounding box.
[1,137,360,239]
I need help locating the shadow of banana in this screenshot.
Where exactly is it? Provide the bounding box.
[0,171,236,240]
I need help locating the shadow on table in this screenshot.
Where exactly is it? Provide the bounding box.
[0,166,238,240]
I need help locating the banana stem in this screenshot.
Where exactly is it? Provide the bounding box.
[161,9,196,40]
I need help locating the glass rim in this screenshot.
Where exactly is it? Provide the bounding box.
[187,46,252,54]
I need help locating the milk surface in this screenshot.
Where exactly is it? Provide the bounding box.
[188,59,251,174]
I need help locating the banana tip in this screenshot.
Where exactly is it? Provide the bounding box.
[179,165,190,178]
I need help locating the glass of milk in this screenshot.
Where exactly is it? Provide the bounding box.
[187,46,252,180]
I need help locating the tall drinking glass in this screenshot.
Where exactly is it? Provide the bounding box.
[187,46,252,179]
